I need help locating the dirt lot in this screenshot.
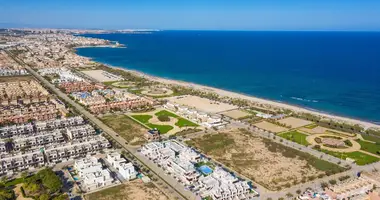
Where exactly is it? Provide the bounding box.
[165,95,238,113]
[186,129,343,191]
[221,109,251,119]
[299,126,356,137]
[85,180,168,200]
[254,121,289,133]
[100,114,148,145]
[277,117,313,128]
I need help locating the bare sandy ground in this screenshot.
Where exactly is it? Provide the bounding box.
[306,134,361,153]
[254,121,289,133]
[300,126,356,137]
[221,109,251,119]
[108,66,380,129]
[82,70,123,82]
[165,95,238,113]
[14,184,33,200]
[85,180,168,200]
[187,129,325,191]
[278,117,313,128]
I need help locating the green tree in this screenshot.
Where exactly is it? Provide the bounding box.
[53,194,69,200]
[0,184,15,200]
[39,194,50,200]
[286,193,294,199]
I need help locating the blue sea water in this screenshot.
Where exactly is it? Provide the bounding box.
[76,31,380,123]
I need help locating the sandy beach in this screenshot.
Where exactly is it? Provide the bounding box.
[75,49,380,130]
[111,66,380,129]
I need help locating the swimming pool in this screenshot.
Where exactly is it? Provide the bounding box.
[198,165,213,175]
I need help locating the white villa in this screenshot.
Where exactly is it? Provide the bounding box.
[74,156,114,192]
[140,140,257,199]
[106,152,137,181]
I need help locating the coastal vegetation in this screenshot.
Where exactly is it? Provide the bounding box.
[317,149,380,165]
[85,180,169,200]
[186,128,345,191]
[100,114,148,145]
[356,139,380,155]
[278,131,310,146]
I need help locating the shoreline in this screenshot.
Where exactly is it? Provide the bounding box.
[75,47,380,130]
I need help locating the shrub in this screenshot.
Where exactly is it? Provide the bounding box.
[329,179,337,185]
[158,115,170,122]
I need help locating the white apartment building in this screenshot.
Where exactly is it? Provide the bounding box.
[45,135,111,163]
[74,156,114,192]
[106,152,137,180]
[0,151,44,175]
[66,124,96,140]
[140,140,257,199]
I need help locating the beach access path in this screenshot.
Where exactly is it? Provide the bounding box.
[8,51,195,200]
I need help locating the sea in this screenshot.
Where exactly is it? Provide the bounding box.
[76,31,380,124]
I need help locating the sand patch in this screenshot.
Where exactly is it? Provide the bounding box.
[221,109,251,119]
[165,95,237,113]
[186,129,329,191]
[82,70,124,82]
[254,121,289,133]
[278,117,313,128]
[85,180,168,200]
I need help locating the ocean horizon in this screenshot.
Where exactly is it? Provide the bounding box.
[76,31,380,124]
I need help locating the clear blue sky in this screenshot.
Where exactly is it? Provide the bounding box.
[1,0,380,30]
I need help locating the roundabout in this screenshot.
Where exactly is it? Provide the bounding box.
[306,133,361,152]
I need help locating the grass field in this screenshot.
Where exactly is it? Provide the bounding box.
[356,139,380,155]
[101,115,148,145]
[146,123,173,133]
[304,124,318,129]
[278,131,310,146]
[361,134,380,143]
[132,115,153,124]
[319,149,380,165]
[131,114,173,134]
[155,110,178,118]
[155,110,198,128]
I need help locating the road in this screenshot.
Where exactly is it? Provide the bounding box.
[9,51,380,199]
[8,52,195,200]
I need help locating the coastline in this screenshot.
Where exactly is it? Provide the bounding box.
[74,47,380,130]
[108,64,380,129]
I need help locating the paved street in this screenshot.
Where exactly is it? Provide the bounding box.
[9,52,193,200]
[8,51,380,200]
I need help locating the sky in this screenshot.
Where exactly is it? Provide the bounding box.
[1,0,380,31]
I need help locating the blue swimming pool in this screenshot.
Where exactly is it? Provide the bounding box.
[198,165,213,175]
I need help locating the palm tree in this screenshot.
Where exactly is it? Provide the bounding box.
[285,193,294,199]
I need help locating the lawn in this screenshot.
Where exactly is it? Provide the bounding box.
[278,131,310,146]
[130,114,173,134]
[155,110,198,128]
[319,149,380,165]
[361,134,380,143]
[131,115,153,124]
[356,139,380,155]
[155,110,198,127]
[155,110,179,118]
[175,118,198,127]
[304,124,318,129]
[5,177,24,187]
[146,123,174,134]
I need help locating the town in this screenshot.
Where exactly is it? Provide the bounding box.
[0,28,380,200]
